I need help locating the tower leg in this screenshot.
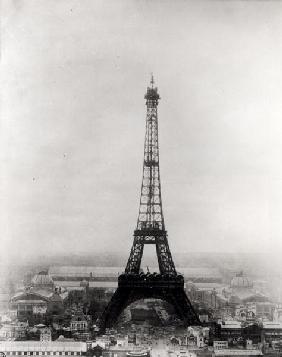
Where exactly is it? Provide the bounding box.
[98,285,199,332]
[98,287,133,333]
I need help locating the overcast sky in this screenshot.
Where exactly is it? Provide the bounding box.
[2,0,282,264]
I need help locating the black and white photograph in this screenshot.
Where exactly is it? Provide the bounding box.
[1,0,282,356]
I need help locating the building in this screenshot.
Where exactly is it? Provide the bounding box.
[49,267,121,283]
[255,302,275,320]
[0,321,28,341]
[242,324,262,345]
[39,327,52,342]
[213,341,229,350]
[186,326,209,348]
[49,266,222,287]
[220,321,242,341]
[70,314,88,332]
[0,341,87,356]
[0,324,15,340]
[10,272,65,323]
[224,273,271,308]
[186,282,227,312]
[126,351,150,357]
[31,272,55,290]
[199,315,209,323]
[0,289,11,313]
[90,344,104,357]
[273,304,282,322]
[234,304,256,322]
[230,273,253,290]
[10,289,64,322]
[261,322,282,344]
[213,350,262,357]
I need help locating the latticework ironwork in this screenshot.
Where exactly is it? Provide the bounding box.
[125,76,176,275]
[98,77,200,332]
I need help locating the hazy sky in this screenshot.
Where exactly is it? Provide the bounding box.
[2,0,282,264]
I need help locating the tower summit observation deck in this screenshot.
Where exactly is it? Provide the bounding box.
[144,75,160,103]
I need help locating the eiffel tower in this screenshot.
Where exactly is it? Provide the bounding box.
[98,76,200,331]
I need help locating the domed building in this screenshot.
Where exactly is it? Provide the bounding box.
[230,272,253,290]
[10,271,65,324]
[80,279,89,289]
[223,271,257,302]
[222,271,272,318]
[31,271,55,290]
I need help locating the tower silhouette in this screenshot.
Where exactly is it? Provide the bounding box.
[98,77,199,331]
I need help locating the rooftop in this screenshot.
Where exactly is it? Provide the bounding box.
[0,341,86,352]
[10,289,61,303]
[49,266,122,278]
[214,350,262,356]
[231,272,253,289]
[220,321,242,329]
[31,271,54,287]
[262,322,282,329]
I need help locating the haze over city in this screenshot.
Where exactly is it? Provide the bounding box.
[2,0,282,267]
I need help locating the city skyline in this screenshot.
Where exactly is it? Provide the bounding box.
[2,1,282,265]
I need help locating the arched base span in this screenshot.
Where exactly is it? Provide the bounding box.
[98,283,200,332]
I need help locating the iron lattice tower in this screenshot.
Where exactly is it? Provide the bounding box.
[98,77,200,331]
[126,76,176,275]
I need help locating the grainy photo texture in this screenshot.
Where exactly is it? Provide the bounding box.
[1,0,282,356]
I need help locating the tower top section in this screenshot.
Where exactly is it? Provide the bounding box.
[144,74,160,104]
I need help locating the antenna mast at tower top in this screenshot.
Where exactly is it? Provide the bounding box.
[150,73,154,87]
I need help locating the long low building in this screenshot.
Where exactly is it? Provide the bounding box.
[53,280,118,291]
[49,266,222,282]
[49,267,122,281]
[213,350,262,357]
[0,341,87,356]
[261,321,282,343]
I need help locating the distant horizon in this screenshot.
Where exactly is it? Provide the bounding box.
[2,249,278,262]
[2,250,282,275]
